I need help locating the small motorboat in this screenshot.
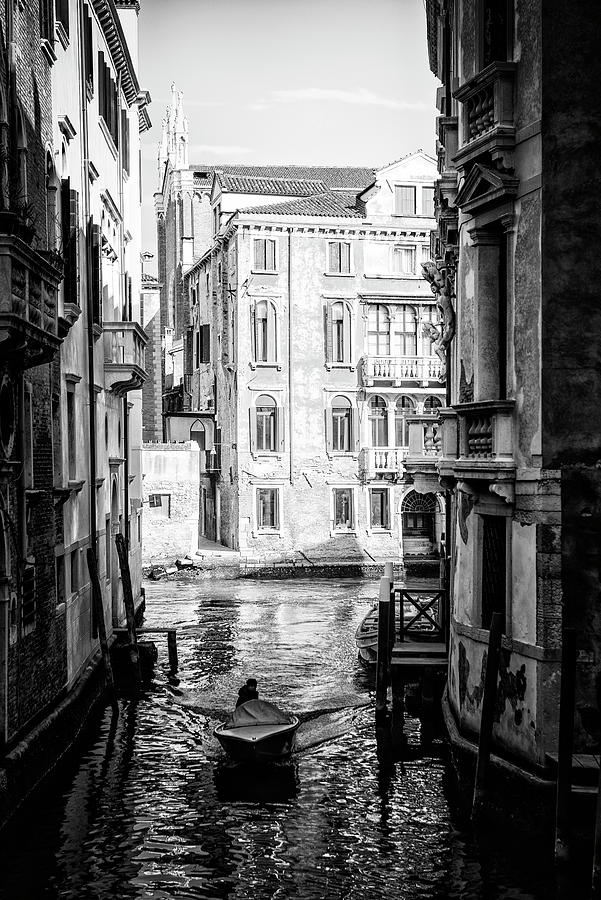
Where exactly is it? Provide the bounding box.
[214,699,300,762]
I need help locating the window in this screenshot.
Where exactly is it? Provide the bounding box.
[402,491,436,539]
[23,385,33,489]
[55,554,65,606]
[327,241,351,274]
[369,396,388,447]
[255,394,278,452]
[252,300,278,365]
[148,493,171,517]
[213,204,221,236]
[61,179,79,306]
[66,385,76,480]
[121,109,130,175]
[395,396,415,447]
[253,238,276,272]
[98,52,118,147]
[55,0,69,36]
[370,487,390,530]
[333,488,354,530]
[198,323,210,363]
[326,301,352,366]
[394,185,416,215]
[480,0,512,69]
[331,396,352,452]
[481,515,507,631]
[40,0,54,42]
[367,304,390,356]
[105,515,111,578]
[393,305,417,356]
[89,221,102,325]
[393,245,416,275]
[70,549,79,594]
[22,562,36,630]
[83,4,93,93]
[257,487,279,531]
[424,396,443,414]
[422,186,435,217]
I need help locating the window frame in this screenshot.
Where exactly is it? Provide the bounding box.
[326,240,352,276]
[250,393,282,457]
[369,486,392,532]
[251,297,280,368]
[252,237,278,273]
[368,395,389,448]
[331,486,356,533]
[255,485,281,534]
[325,298,353,369]
[394,184,416,216]
[367,303,391,357]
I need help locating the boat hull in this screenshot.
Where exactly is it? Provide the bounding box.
[214,720,299,762]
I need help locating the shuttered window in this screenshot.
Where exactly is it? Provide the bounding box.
[61,180,79,307]
[253,238,276,272]
[256,488,279,530]
[333,489,354,530]
[327,241,351,274]
[55,0,69,35]
[394,185,416,215]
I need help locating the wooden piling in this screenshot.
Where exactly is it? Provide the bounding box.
[375,576,391,726]
[167,629,178,672]
[115,532,142,685]
[472,610,503,819]
[384,562,395,654]
[86,548,116,702]
[555,626,577,865]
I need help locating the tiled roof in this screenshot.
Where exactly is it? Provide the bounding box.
[218,174,329,195]
[239,191,365,218]
[192,164,375,192]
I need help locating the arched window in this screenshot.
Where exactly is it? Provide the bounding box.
[395,395,415,447]
[326,300,352,366]
[367,304,390,356]
[422,305,439,356]
[331,395,352,452]
[369,395,388,447]
[394,305,417,356]
[401,490,436,539]
[190,419,206,450]
[252,298,278,364]
[332,302,344,362]
[255,394,277,452]
[424,396,442,415]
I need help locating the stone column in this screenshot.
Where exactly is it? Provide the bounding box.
[468,226,501,402]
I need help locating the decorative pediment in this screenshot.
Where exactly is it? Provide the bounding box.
[454,164,518,214]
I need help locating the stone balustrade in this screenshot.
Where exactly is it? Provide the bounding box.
[103,321,148,395]
[362,355,444,386]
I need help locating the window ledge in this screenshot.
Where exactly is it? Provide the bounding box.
[324,272,355,277]
[327,452,358,458]
[251,269,278,275]
[325,362,355,371]
[254,530,283,538]
[251,453,284,460]
[55,22,69,50]
[250,361,281,371]
[363,273,420,280]
[98,116,118,160]
[40,38,57,65]
[67,479,85,494]
[331,529,357,537]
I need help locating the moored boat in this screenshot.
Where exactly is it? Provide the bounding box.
[355,604,379,664]
[214,699,300,762]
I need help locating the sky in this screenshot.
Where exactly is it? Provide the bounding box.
[137,0,439,264]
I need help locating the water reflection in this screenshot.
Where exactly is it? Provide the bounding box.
[0,578,576,899]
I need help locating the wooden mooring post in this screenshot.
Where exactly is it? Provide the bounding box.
[86,548,116,704]
[555,626,577,865]
[472,610,503,819]
[167,629,179,671]
[375,575,391,727]
[115,532,142,685]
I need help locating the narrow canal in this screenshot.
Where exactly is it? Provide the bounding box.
[0,578,575,898]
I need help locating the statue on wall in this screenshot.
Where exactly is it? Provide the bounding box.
[421,259,456,382]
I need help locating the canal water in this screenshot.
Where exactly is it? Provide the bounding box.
[0,578,581,899]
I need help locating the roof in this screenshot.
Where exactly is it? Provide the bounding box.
[193,164,376,192]
[91,0,140,106]
[217,174,329,196]
[425,0,439,76]
[238,190,365,218]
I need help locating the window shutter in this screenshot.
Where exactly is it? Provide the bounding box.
[325,407,333,453]
[249,406,257,454]
[253,239,262,270]
[90,222,102,324]
[267,239,276,270]
[277,406,284,452]
[325,304,333,364]
[202,324,210,362]
[268,301,277,363]
[328,243,337,273]
[343,304,351,364]
[250,305,256,361]
[342,242,350,274]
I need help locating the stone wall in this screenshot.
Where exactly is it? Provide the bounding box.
[142,443,200,565]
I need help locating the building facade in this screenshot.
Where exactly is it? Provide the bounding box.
[0,0,149,818]
[183,153,445,568]
[421,0,601,783]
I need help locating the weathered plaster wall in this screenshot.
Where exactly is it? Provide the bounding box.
[142,444,200,564]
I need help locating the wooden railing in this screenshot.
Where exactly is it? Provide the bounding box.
[393,587,446,643]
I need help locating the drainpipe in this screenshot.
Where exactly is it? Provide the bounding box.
[78,0,98,562]
[123,397,129,548]
[287,228,293,484]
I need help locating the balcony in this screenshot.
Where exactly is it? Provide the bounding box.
[403,415,443,494]
[362,355,444,387]
[0,234,63,368]
[361,447,404,481]
[451,400,516,488]
[103,321,148,395]
[453,62,517,171]
[200,444,221,475]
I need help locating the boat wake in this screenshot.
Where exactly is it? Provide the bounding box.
[294,704,370,753]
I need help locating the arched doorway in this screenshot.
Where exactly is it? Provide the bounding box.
[401,490,437,556]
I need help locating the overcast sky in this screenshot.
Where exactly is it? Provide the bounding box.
[138,0,439,262]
